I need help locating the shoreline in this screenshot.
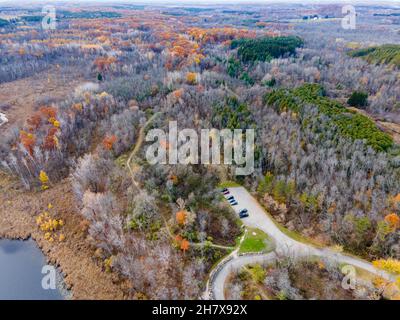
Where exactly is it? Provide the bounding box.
[0,173,127,300]
[0,236,73,300]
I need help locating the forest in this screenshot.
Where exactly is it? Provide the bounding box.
[0,1,399,300]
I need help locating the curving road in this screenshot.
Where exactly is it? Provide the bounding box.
[210,187,396,300]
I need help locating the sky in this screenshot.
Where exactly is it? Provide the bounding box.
[0,0,399,4]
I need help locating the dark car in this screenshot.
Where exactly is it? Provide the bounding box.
[230,201,238,206]
[239,209,248,214]
[227,196,234,201]
[239,211,249,218]
[221,188,228,193]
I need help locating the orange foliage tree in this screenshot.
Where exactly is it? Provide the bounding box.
[176,210,187,225]
[393,193,400,204]
[20,131,36,155]
[175,198,187,225]
[180,239,190,253]
[385,213,400,231]
[94,56,117,71]
[102,135,117,150]
[27,113,42,130]
[43,127,59,150]
[172,88,184,99]
[174,234,190,253]
[40,106,57,119]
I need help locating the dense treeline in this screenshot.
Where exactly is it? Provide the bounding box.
[348,45,400,68]
[265,84,394,152]
[231,36,303,63]
[0,18,10,27]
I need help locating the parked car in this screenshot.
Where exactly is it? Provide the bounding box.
[239,209,248,214]
[221,188,228,193]
[239,211,249,218]
[227,195,234,201]
[230,201,238,206]
[223,190,230,195]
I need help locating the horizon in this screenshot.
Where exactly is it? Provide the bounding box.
[0,0,399,5]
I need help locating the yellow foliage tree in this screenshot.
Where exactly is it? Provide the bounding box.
[36,208,65,243]
[39,171,49,190]
[186,72,197,85]
[373,258,400,274]
[104,257,113,273]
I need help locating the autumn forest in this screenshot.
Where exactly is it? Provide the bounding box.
[0,1,400,301]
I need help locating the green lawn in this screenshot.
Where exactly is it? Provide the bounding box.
[239,228,274,254]
[218,180,241,188]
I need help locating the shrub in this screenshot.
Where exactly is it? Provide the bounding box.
[348,91,368,108]
[373,258,400,274]
[248,264,266,283]
[227,57,242,78]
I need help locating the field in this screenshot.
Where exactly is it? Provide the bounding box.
[0,67,84,131]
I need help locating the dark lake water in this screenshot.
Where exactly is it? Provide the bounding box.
[0,239,65,300]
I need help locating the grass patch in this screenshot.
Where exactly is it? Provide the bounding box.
[218,180,241,188]
[239,228,274,254]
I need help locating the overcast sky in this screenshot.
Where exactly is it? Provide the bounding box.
[0,0,399,6]
[0,0,399,4]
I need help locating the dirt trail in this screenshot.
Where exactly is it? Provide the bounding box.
[127,112,162,189]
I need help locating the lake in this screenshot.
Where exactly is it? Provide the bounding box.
[0,239,66,300]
